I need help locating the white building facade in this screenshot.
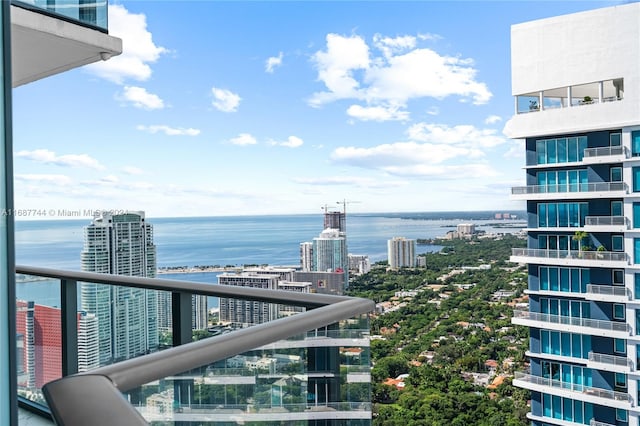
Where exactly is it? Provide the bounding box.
[507,4,640,425]
[387,237,416,269]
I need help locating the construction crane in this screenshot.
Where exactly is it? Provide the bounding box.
[336,199,361,215]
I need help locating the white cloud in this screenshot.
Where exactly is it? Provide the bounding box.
[330,123,507,178]
[211,87,241,112]
[136,124,200,136]
[293,176,406,188]
[229,133,257,146]
[485,115,502,124]
[15,174,73,186]
[120,86,165,110]
[309,32,492,120]
[85,4,167,84]
[15,149,105,170]
[426,107,440,116]
[122,166,144,175]
[346,104,409,122]
[309,34,370,106]
[265,52,284,73]
[271,136,304,148]
[406,123,505,148]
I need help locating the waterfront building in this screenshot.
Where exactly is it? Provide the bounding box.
[77,312,100,373]
[300,241,314,271]
[218,272,280,326]
[313,228,349,288]
[507,4,640,425]
[387,237,416,269]
[349,254,371,276]
[457,223,476,236]
[80,211,159,364]
[294,271,345,295]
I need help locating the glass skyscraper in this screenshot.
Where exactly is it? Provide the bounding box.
[80,211,159,364]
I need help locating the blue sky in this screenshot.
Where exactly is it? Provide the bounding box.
[11,0,631,218]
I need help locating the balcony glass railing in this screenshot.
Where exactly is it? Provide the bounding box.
[511,182,627,195]
[11,0,108,31]
[512,310,630,333]
[583,146,628,159]
[586,284,630,299]
[514,372,632,403]
[588,351,633,369]
[590,420,616,426]
[511,248,628,263]
[584,216,628,227]
[15,265,374,425]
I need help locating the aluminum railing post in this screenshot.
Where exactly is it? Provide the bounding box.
[60,279,78,376]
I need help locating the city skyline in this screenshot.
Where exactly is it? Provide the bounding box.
[12,1,629,218]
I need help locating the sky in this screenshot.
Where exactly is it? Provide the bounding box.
[11,0,633,218]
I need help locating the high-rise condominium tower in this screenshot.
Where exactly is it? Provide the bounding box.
[507,3,640,425]
[313,228,348,288]
[387,237,416,269]
[80,211,158,364]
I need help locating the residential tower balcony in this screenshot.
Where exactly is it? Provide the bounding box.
[510,248,628,268]
[511,310,630,339]
[511,182,628,201]
[586,351,633,373]
[582,146,629,164]
[10,1,122,87]
[583,216,629,232]
[15,266,375,425]
[512,372,633,409]
[584,284,631,303]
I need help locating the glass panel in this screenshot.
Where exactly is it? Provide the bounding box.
[558,203,568,227]
[548,172,557,192]
[540,267,549,291]
[537,140,547,164]
[614,304,625,320]
[634,167,640,192]
[568,137,578,162]
[547,139,557,164]
[569,170,579,192]
[636,274,640,300]
[538,171,546,186]
[558,138,567,163]
[569,301,579,317]
[635,238,640,264]
[573,400,583,424]
[538,203,547,227]
[636,310,640,335]
[561,333,571,357]
[543,393,552,417]
[549,268,559,291]
[581,269,589,293]
[634,203,640,229]
[615,372,626,388]
[558,170,568,192]
[560,268,569,292]
[551,331,560,355]
[614,269,624,285]
[563,397,572,421]
[611,167,622,182]
[558,235,569,250]
[571,269,581,293]
[581,302,590,318]
[548,235,558,250]
[578,137,588,161]
[552,395,562,419]
[584,403,593,424]
[615,338,626,354]
[632,131,640,157]
[582,335,591,359]
[548,204,557,226]
[617,408,628,422]
[572,333,581,357]
[541,330,550,353]
[612,235,624,252]
[610,133,622,146]
[538,235,547,250]
[612,201,623,217]
[580,203,588,227]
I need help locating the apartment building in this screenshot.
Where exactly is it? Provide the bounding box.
[508,3,640,425]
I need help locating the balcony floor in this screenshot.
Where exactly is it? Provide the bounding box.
[18,408,53,426]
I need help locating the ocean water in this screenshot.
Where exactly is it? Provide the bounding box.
[15,211,525,306]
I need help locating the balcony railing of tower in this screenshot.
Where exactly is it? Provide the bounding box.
[583,146,628,159]
[584,216,629,228]
[512,310,630,334]
[590,420,617,426]
[513,372,632,403]
[511,248,628,263]
[586,284,631,300]
[588,351,634,369]
[511,182,628,195]
[11,0,108,31]
[15,265,375,426]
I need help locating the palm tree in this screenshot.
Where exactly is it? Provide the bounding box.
[572,231,589,252]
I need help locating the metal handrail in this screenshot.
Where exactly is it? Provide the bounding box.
[586,284,630,299]
[511,248,628,262]
[15,265,375,426]
[511,182,627,195]
[584,215,628,227]
[588,351,633,368]
[512,310,629,333]
[583,146,626,158]
[513,372,632,402]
